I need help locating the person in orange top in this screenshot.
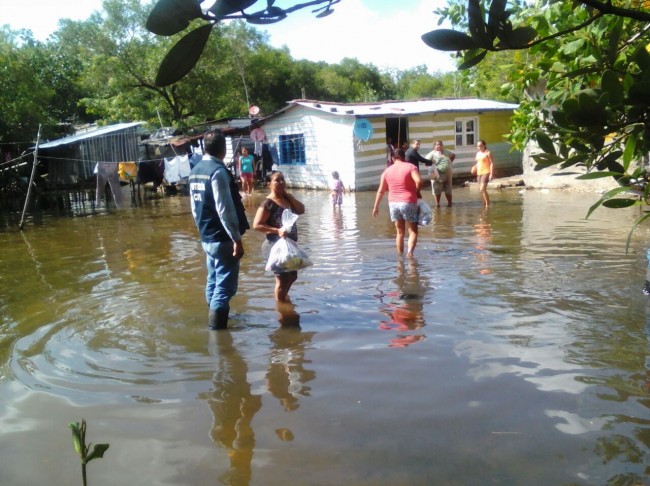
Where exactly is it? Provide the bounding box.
[475,139,494,208]
[372,148,423,257]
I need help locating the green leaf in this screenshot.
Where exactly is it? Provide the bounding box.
[458,49,488,69]
[596,150,624,172]
[623,72,634,92]
[487,0,507,38]
[586,186,634,218]
[551,61,566,73]
[597,92,610,111]
[575,171,619,180]
[246,7,287,24]
[315,8,334,18]
[627,79,650,106]
[500,26,536,48]
[210,0,257,18]
[559,154,588,169]
[607,18,623,65]
[467,0,492,49]
[533,129,555,154]
[601,69,623,106]
[626,212,650,253]
[85,444,110,463]
[155,24,214,87]
[532,161,559,170]
[608,160,625,174]
[575,91,607,126]
[562,38,585,55]
[623,133,637,171]
[531,152,563,166]
[69,422,82,456]
[146,0,202,36]
[602,198,638,209]
[421,30,476,51]
[633,42,650,70]
[552,111,572,129]
[561,98,579,115]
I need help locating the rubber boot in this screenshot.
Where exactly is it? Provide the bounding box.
[208,308,229,330]
[446,194,452,207]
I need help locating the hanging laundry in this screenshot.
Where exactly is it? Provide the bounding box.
[164,155,191,183]
[96,162,124,207]
[118,162,137,182]
[250,125,266,156]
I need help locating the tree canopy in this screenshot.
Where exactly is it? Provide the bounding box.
[2,0,489,160]
[425,0,650,234]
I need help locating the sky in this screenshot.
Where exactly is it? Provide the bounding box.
[1,0,456,73]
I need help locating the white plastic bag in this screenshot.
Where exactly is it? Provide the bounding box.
[265,209,313,272]
[418,199,432,226]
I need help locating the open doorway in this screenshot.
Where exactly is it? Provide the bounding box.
[385,117,408,150]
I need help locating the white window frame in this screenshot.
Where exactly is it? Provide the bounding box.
[455,117,478,148]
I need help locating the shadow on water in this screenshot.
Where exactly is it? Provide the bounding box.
[1,188,650,484]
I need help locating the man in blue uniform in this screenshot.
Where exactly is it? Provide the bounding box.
[189,130,249,330]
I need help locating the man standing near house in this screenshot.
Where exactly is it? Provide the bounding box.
[405,139,432,171]
[189,130,249,330]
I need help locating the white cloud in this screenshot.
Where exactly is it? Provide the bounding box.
[259,0,456,73]
[1,0,456,72]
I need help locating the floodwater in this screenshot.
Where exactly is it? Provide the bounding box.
[1,186,650,485]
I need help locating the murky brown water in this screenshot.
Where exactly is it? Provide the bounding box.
[1,186,650,485]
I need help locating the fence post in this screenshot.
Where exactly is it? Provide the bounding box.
[19,124,42,230]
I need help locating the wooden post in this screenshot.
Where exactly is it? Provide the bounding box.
[19,124,42,230]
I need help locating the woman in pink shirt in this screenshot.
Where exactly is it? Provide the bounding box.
[372,149,423,257]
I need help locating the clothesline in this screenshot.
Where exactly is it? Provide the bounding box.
[25,155,181,165]
[0,152,30,167]
[0,147,197,165]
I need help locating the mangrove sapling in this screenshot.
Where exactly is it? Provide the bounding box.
[69,419,110,486]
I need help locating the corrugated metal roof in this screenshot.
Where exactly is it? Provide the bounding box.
[279,98,518,117]
[39,122,145,149]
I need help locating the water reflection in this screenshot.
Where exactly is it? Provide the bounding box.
[5,190,650,484]
[266,325,316,413]
[473,210,492,275]
[378,257,427,347]
[332,209,344,240]
[205,324,315,485]
[275,301,301,328]
[207,331,261,485]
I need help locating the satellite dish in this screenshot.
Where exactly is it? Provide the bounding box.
[249,105,260,116]
[353,118,373,142]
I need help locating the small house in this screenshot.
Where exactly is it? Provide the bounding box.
[38,122,146,185]
[258,99,521,190]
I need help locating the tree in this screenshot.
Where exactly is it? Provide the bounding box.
[424,0,650,234]
[0,27,82,152]
[146,0,342,86]
[311,58,393,102]
[52,0,198,126]
[52,1,356,126]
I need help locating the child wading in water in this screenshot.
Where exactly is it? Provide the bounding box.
[330,171,345,209]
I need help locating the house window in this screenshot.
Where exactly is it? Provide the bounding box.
[455,118,477,147]
[279,134,306,165]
